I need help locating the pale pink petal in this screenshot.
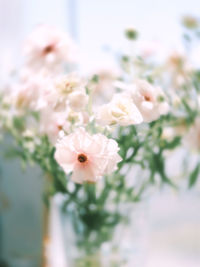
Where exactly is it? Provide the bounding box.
[86,137,104,155]
[71,163,96,184]
[104,154,122,174]
[70,128,91,152]
[54,146,76,165]
[55,128,122,184]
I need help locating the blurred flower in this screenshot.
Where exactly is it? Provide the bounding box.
[168,90,181,108]
[39,107,69,144]
[182,15,199,29]
[12,71,50,112]
[39,104,90,143]
[68,90,88,111]
[161,127,176,141]
[167,51,192,88]
[13,85,38,111]
[96,93,143,126]
[184,117,200,151]
[54,73,85,96]
[45,73,88,111]
[167,51,186,70]
[55,128,122,184]
[129,79,169,122]
[89,63,121,104]
[23,24,77,71]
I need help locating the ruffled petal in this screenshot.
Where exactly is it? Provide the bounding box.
[71,163,96,184]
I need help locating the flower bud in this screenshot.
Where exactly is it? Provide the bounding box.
[125,28,138,40]
[182,15,199,29]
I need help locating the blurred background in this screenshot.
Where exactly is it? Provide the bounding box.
[0,0,200,266]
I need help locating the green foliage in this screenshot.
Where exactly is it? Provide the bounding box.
[189,164,200,188]
[91,74,99,83]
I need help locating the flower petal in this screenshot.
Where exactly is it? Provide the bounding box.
[71,163,97,184]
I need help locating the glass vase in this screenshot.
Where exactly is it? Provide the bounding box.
[56,196,148,267]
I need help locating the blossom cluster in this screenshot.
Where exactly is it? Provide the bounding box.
[1,20,200,196]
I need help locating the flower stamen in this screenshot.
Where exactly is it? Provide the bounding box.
[78,153,87,163]
[144,95,151,101]
[43,44,54,54]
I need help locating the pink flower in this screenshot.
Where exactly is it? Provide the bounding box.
[89,62,121,104]
[55,128,122,184]
[12,70,50,111]
[23,25,77,71]
[44,73,88,112]
[129,79,169,122]
[184,117,200,151]
[40,107,69,144]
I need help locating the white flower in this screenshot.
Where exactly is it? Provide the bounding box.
[39,108,69,144]
[23,24,77,71]
[55,73,85,95]
[184,117,200,151]
[39,105,89,143]
[55,128,122,184]
[88,62,121,104]
[44,73,88,112]
[167,51,192,88]
[161,127,176,141]
[96,93,143,126]
[12,72,50,112]
[68,91,88,111]
[129,79,169,122]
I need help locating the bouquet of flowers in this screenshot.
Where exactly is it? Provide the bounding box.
[1,18,200,266]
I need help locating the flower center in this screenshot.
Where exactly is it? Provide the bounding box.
[78,153,87,163]
[43,44,54,54]
[144,95,151,101]
[57,125,63,131]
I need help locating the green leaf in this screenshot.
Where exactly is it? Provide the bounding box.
[13,116,25,131]
[189,164,200,188]
[91,74,99,83]
[161,136,181,150]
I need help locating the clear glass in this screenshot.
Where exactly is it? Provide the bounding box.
[59,201,148,267]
